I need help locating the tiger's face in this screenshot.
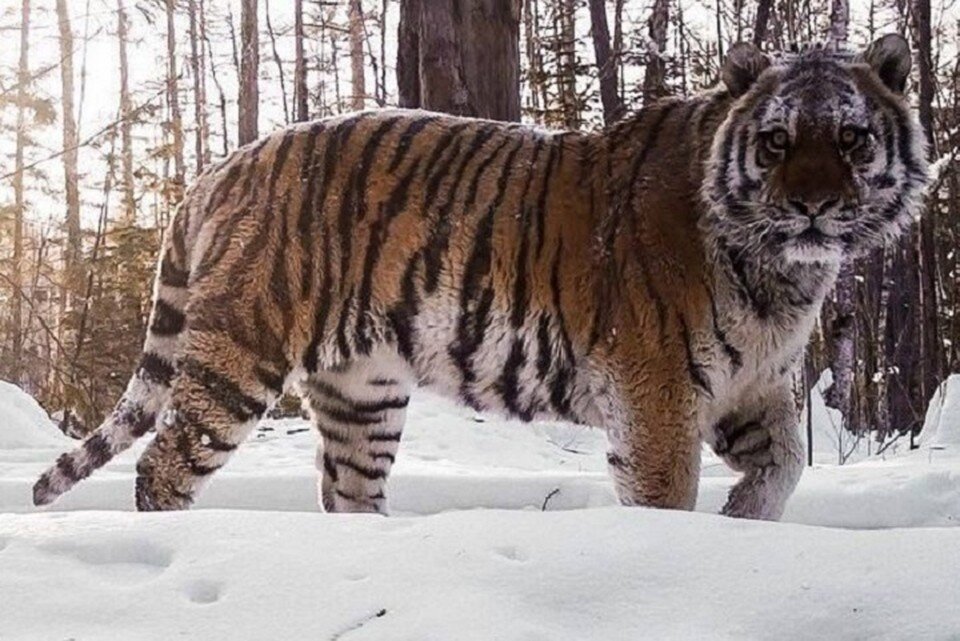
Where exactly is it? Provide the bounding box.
[704,35,930,264]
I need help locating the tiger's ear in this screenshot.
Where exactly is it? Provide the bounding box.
[722,43,770,97]
[860,34,912,94]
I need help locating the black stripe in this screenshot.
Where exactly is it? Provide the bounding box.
[55,453,81,481]
[116,403,157,438]
[368,377,398,386]
[159,252,189,288]
[83,433,113,469]
[388,115,438,172]
[547,240,575,417]
[496,339,532,420]
[707,288,743,374]
[254,365,285,394]
[606,452,627,469]
[367,431,402,442]
[315,403,384,426]
[370,452,396,463]
[388,252,421,362]
[296,122,326,300]
[677,314,713,398]
[310,378,410,413]
[179,357,267,422]
[316,423,349,444]
[333,456,388,480]
[323,452,339,482]
[335,289,355,362]
[729,432,772,457]
[150,299,185,336]
[536,314,552,379]
[303,222,334,372]
[138,352,176,386]
[533,141,560,259]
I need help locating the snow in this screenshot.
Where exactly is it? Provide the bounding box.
[919,374,960,452]
[1,383,959,638]
[0,381,71,450]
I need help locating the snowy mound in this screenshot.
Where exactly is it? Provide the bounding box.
[920,374,960,450]
[0,380,70,449]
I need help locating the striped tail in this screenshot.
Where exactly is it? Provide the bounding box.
[33,216,191,506]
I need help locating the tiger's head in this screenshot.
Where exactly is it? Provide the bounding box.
[703,35,930,264]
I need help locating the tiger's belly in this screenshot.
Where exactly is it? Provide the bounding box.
[404,296,610,428]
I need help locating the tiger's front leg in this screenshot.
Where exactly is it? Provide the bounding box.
[710,381,804,521]
[605,382,702,511]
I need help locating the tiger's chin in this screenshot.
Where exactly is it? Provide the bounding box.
[781,230,844,264]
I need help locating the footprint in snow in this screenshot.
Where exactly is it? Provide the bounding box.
[492,545,529,563]
[182,579,223,605]
[40,539,172,584]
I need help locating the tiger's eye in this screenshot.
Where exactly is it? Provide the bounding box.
[839,126,864,151]
[765,128,789,152]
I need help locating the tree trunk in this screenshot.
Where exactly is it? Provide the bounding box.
[823,0,855,428]
[165,0,185,199]
[397,0,421,108]
[642,0,670,104]
[117,0,135,223]
[912,0,941,409]
[399,0,521,122]
[188,0,210,171]
[588,0,623,124]
[10,0,31,382]
[239,0,259,145]
[753,0,773,47]
[293,0,308,122]
[55,0,82,310]
[828,0,849,46]
[349,0,366,110]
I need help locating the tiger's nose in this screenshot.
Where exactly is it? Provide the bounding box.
[788,198,841,219]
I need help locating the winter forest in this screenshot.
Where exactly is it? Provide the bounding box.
[1,0,959,458]
[1,0,960,637]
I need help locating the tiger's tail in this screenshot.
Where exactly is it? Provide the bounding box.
[33,211,191,506]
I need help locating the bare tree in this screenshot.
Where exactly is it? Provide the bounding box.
[55,0,82,308]
[239,0,259,145]
[349,0,366,110]
[588,0,623,123]
[753,0,773,47]
[188,0,210,171]
[823,0,856,431]
[293,0,308,122]
[643,0,670,103]
[165,0,185,198]
[912,0,941,410]
[10,0,32,382]
[117,0,136,223]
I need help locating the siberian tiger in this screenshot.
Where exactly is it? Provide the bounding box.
[34,35,929,520]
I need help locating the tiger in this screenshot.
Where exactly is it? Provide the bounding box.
[33,35,929,520]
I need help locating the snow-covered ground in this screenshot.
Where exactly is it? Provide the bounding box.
[1,379,959,639]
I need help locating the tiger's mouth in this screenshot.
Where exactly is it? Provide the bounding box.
[794,227,831,245]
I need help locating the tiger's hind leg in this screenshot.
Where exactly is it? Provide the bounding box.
[303,347,413,515]
[710,382,804,521]
[134,334,286,511]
